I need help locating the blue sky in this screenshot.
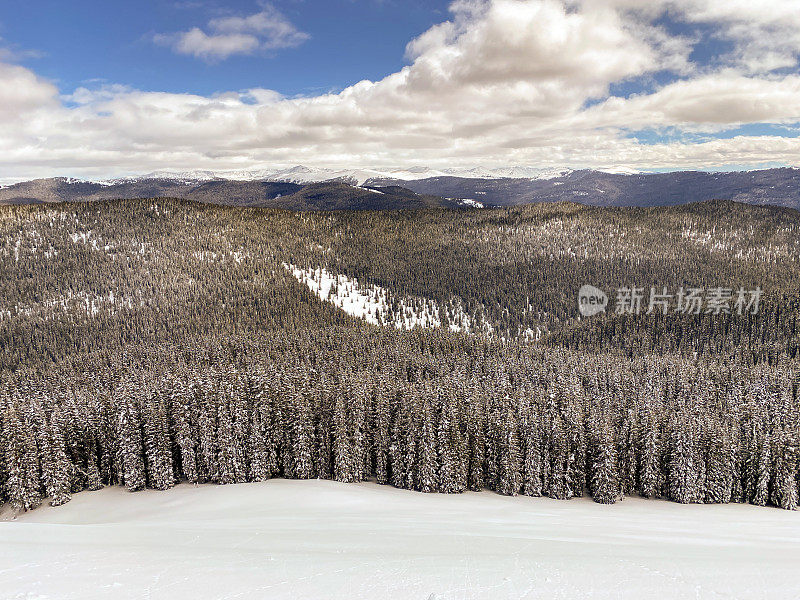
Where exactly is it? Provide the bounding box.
[2,0,452,97]
[0,0,799,180]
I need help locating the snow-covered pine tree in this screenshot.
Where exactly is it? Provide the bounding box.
[85,437,104,492]
[247,371,271,482]
[291,382,316,480]
[771,433,798,510]
[436,387,466,493]
[547,409,572,501]
[417,391,438,492]
[32,399,72,507]
[116,390,146,493]
[230,369,251,483]
[618,406,638,497]
[702,419,733,504]
[668,411,698,504]
[2,401,42,511]
[752,432,771,506]
[563,394,586,499]
[521,399,543,497]
[142,391,174,491]
[589,424,621,504]
[372,377,392,485]
[728,420,744,504]
[498,396,521,496]
[390,387,415,490]
[313,371,333,480]
[638,400,662,499]
[196,375,220,483]
[351,375,369,482]
[263,367,282,478]
[216,387,238,485]
[333,387,357,483]
[170,376,198,484]
[466,389,486,492]
[484,395,501,493]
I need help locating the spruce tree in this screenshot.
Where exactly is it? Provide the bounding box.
[590,425,621,504]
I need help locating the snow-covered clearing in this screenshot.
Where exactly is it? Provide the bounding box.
[458,199,484,208]
[285,263,489,333]
[1,479,799,600]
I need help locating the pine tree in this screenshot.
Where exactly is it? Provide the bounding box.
[196,377,220,483]
[702,420,732,504]
[521,400,543,497]
[752,433,771,506]
[417,392,438,492]
[639,409,661,499]
[216,389,238,485]
[171,380,199,484]
[333,389,357,483]
[668,413,698,504]
[437,389,466,493]
[248,374,271,482]
[39,406,73,507]
[466,392,486,492]
[2,403,42,511]
[590,425,621,504]
[140,390,174,491]
[771,434,798,510]
[85,437,104,492]
[372,379,392,485]
[117,396,146,493]
[496,397,520,496]
[291,385,316,480]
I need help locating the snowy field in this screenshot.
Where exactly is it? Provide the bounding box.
[1,480,799,600]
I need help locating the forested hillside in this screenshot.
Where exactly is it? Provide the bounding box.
[5,168,800,211]
[379,168,800,209]
[0,178,462,210]
[1,199,798,513]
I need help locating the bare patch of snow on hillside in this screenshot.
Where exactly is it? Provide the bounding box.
[459,199,484,208]
[0,290,139,322]
[285,264,491,334]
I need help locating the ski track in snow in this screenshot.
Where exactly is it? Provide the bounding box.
[1,479,799,600]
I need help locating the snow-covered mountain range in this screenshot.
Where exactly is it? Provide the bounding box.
[2,166,800,211]
[116,165,582,186]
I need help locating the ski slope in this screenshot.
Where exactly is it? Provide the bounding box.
[1,479,799,600]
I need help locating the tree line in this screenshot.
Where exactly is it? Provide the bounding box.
[2,330,798,512]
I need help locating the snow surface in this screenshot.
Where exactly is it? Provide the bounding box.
[458,199,485,208]
[1,479,799,600]
[596,166,642,175]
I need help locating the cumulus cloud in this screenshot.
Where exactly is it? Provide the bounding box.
[591,0,800,73]
[1,0,800,181]
[0,62,59,120]
[583,73,800,132]
[154,3,308,61]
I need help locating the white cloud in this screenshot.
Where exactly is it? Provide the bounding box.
[154,3,309,61]
[585,73,800,130]
[0,62,59,121]
[1,0,800,181]
[590,0,800,74]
